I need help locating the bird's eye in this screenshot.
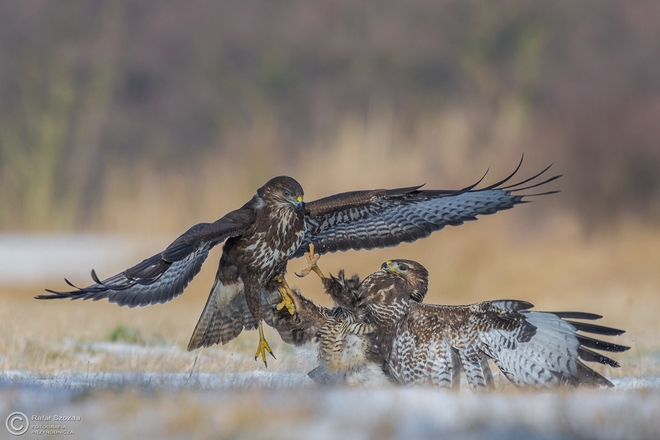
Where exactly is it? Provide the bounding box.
[399,264,408,271]
[283,190,291,197]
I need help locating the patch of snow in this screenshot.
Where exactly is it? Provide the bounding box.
[0,370,313,390]
[64,339,188,359]
[1,378,659,440]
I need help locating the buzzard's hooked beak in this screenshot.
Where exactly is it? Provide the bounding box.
[381,260,399,274]
[293,195,304,209]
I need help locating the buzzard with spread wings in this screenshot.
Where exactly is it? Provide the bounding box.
[367,260,630,388]
[38,159,558,365]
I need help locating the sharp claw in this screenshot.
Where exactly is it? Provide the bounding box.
[255,324,275,368]
[296,245,323,279]
[276,277,297,315]
[276,296,296,315]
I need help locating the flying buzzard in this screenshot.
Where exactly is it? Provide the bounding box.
[38,159,558,365]
[277,255,629,388]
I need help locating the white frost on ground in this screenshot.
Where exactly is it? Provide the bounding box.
[2,369,659,392]
[0,369,315,390]
[1,371,660,440]
[63,339,198,361]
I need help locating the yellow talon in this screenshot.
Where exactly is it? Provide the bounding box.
[275,275,296,315]
[254,323,276,367]
[295,244,325,279]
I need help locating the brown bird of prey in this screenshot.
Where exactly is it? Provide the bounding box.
[38,159,558,365]
[270,251,428,385]
[281,255,629,388]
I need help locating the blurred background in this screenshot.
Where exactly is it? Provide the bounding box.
[1,0,658,378]
[2,0,660,233]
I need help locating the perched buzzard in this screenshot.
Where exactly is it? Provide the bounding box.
[38,159,558,365]
[277,255,629,388]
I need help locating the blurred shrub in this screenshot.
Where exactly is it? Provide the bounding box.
[108,325,141,344]
[0,0,658,231]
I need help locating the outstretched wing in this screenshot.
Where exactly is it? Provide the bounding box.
[474,301,629,388]
[398,300,628,389]
[36,208,256,307]
[294,158,560,258]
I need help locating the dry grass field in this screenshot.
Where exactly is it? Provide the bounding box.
[2,204,659,439]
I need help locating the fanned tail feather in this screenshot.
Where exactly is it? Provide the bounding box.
[187,281,280,351]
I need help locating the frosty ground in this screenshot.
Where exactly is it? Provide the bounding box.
[2,231,659,439]
[2,372,660,440]
[2,342,660,440]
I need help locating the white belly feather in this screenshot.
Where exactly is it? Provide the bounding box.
[212,278,245,311]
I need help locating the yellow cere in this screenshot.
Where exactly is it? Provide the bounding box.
[386,261,399,274]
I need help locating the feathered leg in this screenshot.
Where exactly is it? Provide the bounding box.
[244,275,276,366]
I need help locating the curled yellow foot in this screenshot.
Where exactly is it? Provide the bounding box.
[295,243,325,279]
[275,275,296,315]
[254,323,276,367]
